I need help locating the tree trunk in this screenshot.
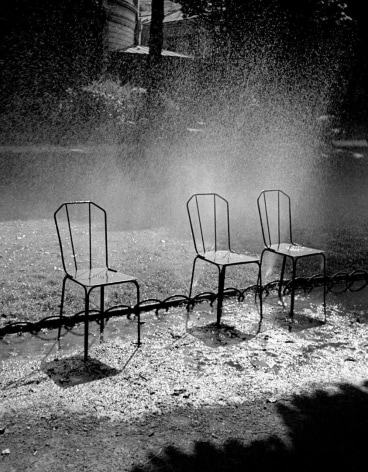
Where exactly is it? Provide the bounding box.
[149,0,164,61]
[146,0,165,120]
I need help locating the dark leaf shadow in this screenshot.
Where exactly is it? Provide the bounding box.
[131,382,368,472]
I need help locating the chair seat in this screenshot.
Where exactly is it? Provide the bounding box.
[199,250,260,266]
[69,268,137,287]
[268,243,324,258]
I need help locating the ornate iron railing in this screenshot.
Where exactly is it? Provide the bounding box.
[1,269,367,338]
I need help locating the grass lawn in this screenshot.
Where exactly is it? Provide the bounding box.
[0,215,368,330]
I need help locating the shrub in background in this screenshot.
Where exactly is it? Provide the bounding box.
[0,79,149,145]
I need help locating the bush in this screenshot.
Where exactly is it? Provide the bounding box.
[0,79,149,145]
[80,79,147,125]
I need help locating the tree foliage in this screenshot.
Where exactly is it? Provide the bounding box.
[177,0,365,120]
[0,0,105,102]
[179,0,352,53]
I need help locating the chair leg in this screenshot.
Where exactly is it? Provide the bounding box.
[259,248,268,294]
[84,289,90,362]
[58,276,67,341]
[100,286,105,334]
[290,258,297,318]
[322,253,327,322]
[279,256,287,298]
[133,280,141,347]
[217,266,226,326]
[257,262,263,322]
[188,256,200,302]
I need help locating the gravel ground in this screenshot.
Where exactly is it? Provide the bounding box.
[1,289,368,471]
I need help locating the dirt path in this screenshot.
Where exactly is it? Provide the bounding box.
[1,383,368,472]
[0,401,288,472]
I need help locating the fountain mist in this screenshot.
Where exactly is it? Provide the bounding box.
[0,46,365,261]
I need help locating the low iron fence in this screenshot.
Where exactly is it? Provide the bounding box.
[1,269,367,338]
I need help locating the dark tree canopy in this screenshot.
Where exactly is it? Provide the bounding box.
[0,0,105,101]
[177,0,368,120]
[179,0,352,52]
[0,0,367,124]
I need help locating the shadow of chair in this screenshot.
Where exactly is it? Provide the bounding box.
[187,193,262,325]
[257,189,326,320]
[54,201,141,362]
[42,355,120,388]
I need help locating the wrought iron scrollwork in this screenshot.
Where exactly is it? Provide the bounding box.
[1,269,368,337]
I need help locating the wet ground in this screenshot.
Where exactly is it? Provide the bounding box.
[1,283,367,363]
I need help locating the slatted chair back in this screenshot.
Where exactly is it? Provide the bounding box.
[54,201,109,276]
[187,193,231,255]
[257,190,293,248]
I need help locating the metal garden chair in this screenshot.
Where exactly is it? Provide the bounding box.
[54,201,140,361]
[187,193,262,325]
[257,189,326,320]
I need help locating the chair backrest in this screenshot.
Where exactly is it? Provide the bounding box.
[187,193,231,254]
[257,190,293,247]
[54,201,109,275]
